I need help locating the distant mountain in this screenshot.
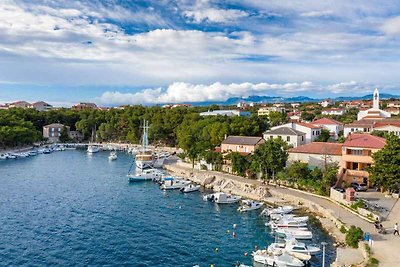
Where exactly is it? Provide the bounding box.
[185,93,399,106]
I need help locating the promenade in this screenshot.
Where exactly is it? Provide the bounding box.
[166,161,399,266]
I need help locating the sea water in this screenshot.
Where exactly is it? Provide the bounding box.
[0,150,335,266]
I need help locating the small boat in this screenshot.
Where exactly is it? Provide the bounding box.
[160,178,190,190]
[270,214,309,223]
[267,219,308,229]
[128,169,163,182]
[238,200,263,212]
[180,184,200,193]
[275,228,313,240]
[213,192,241,204]
[42,149,52,154]
[108,151,117,161]
[252,250,305,266]
[0,154,7,160]
[87,145,100,154]
[261,205,294,217]
[5,153,17,159]
[28,151,38,156]
[16,153,29,158]
[268,239,320,256]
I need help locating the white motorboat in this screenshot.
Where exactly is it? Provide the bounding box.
[108,151,117,161]
[275,228,313,240]
[5,153,17,159]
[160,178,190,190]
[262,205,294,217]
[212,192,241,204]
[128,169,163,182]
[252,250,305,266]
[268,239,320,256]
[238,200,263,212]
[0,154,7,160]
[28,150,38,156]
[42,148,52,154]
[180,184,200,193]
[267,219,308,229]
[16,153,29,158]
[270,214,309,223]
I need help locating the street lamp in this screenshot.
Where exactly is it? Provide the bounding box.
[321,241,328,267]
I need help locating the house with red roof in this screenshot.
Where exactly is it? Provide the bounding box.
[313,118,344,140]
[288,142,343,169]
[271,121,322,143]
[340,133,386,185]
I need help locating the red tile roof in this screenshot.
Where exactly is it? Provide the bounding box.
[313,118,343,125]
[374,120,400,128]
[289,142,343,155]
[296,121,321,129]
[344,133,386,149]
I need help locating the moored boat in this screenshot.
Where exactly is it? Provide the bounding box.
[270,214,309,223]
[252,249,305,266]
[160,178,190,190]
[267,239,320,256]
[212,192,241,204]
[180,184,200,193]
[238,200,263,212]
[274,228,313,240]
[128,169,163,182]
[267,219,308,229]
[108,151,117,161]
[261,205,294,217]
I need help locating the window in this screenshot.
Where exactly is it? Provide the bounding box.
[51,133,54,137]
[301,136,304,141]
[58,128,61,132]
[312,131,314,135]
[286,136,290,142]
[236,146,239,151]
[51,128,54,132]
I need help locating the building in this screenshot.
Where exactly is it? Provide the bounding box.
[28,101,53,111]
[257,106,284,116]
[288,142,343,169]
[384,108,400,116]
[199,110,251,117]
[72,102,97,110]
[345,100,363,109]
[340,133,386,185]
[69,131,84,142]
[220,136,265,154]
[291,103,300,108]
[263,127,306,148]
[287,111,301,120]
[387,101,400,108]
[373,121,400,136]
[321,108,346,116]
[313,118,344,140]
[343,119,376,137]
[43,123,70,143]
[7,101,30,108]
[319,99,332,108]
[271,121,321,143]
[357,89,391,120]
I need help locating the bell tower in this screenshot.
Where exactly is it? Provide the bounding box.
[373,88,379,109]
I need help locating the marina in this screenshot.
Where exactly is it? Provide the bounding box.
[0,149,335,266]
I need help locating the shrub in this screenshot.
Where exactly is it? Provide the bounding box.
[345,225,364,248]
[350,199,365,210]
[340,225,347,234]
[367,257,379,267]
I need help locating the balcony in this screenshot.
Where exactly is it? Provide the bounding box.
[342,154,373,164]
[347,169,369,178]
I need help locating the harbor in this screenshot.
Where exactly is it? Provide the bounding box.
[0,149,335,266]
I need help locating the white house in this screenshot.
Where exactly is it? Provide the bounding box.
[319,99,332,108]
[288,142,343,169]
[312,118,344,140]
[199,110,251,117]
[263,127,306,148]
[321,108,346,116]
[271,121,321,143]
[357,88,391,120]
[258,106,284,116]
[372,121,400,137]
[343,119,376,137]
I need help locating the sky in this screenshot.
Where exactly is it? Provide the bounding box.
[1,0,400,106]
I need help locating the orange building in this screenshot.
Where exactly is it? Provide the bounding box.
[220,136,265,155]
[340,133,386,185]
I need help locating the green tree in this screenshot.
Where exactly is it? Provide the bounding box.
[368,133,400,191]
[315,129,331,142]
[59,126,70,143]
[268,111,288,127]
[227,152,249,177]
[345,225,364,248]
[251,138,289,179]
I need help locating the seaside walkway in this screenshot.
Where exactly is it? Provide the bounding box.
[167,161,399,266]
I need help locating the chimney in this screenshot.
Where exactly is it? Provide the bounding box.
[224,134,227,140]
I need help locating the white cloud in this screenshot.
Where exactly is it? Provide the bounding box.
[300,10,334,18]
[97,81,376,105]
[184,8,248,23]
[381,16,400,35]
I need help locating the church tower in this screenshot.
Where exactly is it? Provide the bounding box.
[373,88,379,109]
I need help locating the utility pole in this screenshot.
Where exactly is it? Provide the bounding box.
[321,241,327,267]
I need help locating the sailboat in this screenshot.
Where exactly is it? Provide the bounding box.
[87,125,100,154]
[135,120,154,169]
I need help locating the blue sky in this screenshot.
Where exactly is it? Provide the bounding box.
[1,0,400,106]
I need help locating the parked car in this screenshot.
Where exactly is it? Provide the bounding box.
[351,183,368,192]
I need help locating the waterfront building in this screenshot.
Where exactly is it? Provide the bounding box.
[271,121,321,143]
[357,88,391,120]
[339,133,386,185]
[219,136,265,154]
[257,106,284,116]
[263,127,306,148]
[7,100,30,108]
[72,102,97,110]
[28,101,53,111]
[321,108,346,116]
[199,110,251,117]
[313,118,343,140]
[43,123,70,143]
[69,131,84,142]
[288,142,342,169]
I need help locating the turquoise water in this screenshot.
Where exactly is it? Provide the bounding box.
[0,150,334,266]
